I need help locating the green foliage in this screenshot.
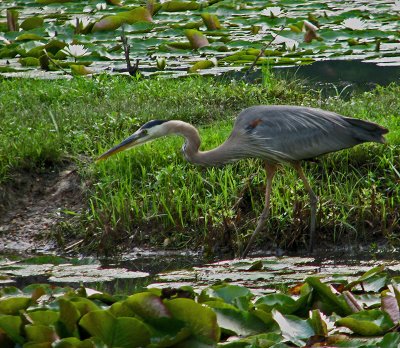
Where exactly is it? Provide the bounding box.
[0,76,399,252]
[0,267,399,346]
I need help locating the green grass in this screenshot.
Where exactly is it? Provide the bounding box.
[0,75,398,255]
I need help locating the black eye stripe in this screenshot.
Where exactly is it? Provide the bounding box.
[140,120,167,130]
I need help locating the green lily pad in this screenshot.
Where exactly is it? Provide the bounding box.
[201,13,221,30]
[378,332,400,348]
[188,60,215,73]
[165,298,220,342]
[256,293,298,314]
[70,65,92,75]
[185,29,209,49]
[336,310,394,336]
[124,292,171,319]
[272,309,315,347]
[0,296,31,315]
[306,277,352,316]
[161,1,200,12]
[79,310,151,348]
[20,16,44,31]
[25,324,57,343]
[0,315,24,344]
[92,7,152,32]
[206,301,270,336]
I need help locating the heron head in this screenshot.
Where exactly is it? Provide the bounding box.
[96,120,168,161]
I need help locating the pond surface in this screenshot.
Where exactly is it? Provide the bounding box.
[1,0,400,78]
[1,248,399,295]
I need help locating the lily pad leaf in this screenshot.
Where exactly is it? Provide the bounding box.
[57,298,80,338]
[381,293,399,324]
[0,315,24,344]
[36,0,74,3]
[146,317,191,347]
[201,13,221,30]
[165,298,220,342]
[71,65,93,76]
[25,324,58,343]
[201,284,252,306]
[309,309,329,336]
[256,293,298,314]
[161,1,200,12]
[206,301,269,336]
[336,310,394,336]
[92,7,152,32]
[20,16,44,31]
[16,33,45,41]
[185,29,209,49]
[272,309,315,347]
[345,265,386,291]
[27,310,59,326]
[306,277,352,316]
[188,60,215,73]
[378,332,400,348]
[0,296,31,315]
[79,310,151,348]
[124,292,171,319]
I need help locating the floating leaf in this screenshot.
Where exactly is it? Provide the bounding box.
[124,292,171,319]
[381,293,400,324]
[309,309,329,336]
[185,29,209,49]
[79,310,150,348]
[272,309,314,347]
[378,332,400,348]
[57,298,80,338]
[206,301,269,336]
[71,65,92,75]
[25,324,58,343]
[20,16,44,30]
[27,310,59,326]
[161,1,200,12]
[165,298,220,342]
[201,13,221,30]
[36,0,74,3]
[201,284,252,306]
[306,277,352,316]
[345,266,386,291]
[188,59,215,73]
[0,296,31,314]
[0,315,24,344]
[336,310,394,336]
[92,7,152,32]
[16,33,44,41]
[217,332,283,347]
[256,294,299,314]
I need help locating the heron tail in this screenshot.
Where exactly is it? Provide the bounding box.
[345,117,389,144]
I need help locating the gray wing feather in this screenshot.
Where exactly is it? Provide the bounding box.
[229,105,384,162]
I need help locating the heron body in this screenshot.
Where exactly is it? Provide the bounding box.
[97,105,388,257]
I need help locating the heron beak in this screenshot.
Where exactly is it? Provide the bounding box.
[96,130,148,162]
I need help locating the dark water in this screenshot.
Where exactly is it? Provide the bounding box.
[274,59,400,97]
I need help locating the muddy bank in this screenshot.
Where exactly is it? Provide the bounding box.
[0,164,84,254]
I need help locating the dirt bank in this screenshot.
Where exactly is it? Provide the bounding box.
[0,164,84,254]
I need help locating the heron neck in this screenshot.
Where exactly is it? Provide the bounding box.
[166,121,238,166]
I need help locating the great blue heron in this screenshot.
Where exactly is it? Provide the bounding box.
[97,105,388,258]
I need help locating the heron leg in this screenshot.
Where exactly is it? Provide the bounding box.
[241,162,277,258]
[292,162,318,253]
